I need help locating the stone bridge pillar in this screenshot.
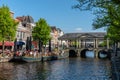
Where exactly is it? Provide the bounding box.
[95,38,98,49]
[94,49,99,58]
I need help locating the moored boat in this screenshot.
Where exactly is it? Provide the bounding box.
[41,56,52,61]
[9,56,25,62]
[9,55,42,62]
[22,56,42,62]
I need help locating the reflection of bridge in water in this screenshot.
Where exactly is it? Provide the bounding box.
[58,32,110,58]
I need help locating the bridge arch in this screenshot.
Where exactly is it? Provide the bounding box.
[97,50,109,59]
[80,48,90,58]
[58,32,111,58]
[69,49,77,57]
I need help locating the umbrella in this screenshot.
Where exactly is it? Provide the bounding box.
[17,41,25,45]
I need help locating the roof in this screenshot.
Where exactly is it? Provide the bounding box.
[58,32,106,40]
[16,15,34,27]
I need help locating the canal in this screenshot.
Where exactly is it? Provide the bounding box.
[0,53,111,80]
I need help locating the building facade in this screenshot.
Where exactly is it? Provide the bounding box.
[50,26,64,48]
[16,16,35,50]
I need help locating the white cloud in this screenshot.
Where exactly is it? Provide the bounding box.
[75,28,82,32]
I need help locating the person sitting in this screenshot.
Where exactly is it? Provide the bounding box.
[30,51,33,57]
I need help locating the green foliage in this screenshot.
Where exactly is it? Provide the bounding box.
[107,26,120,42]
[99,40,114,47]
[99,41,106,47]
[74,0,120,43]
[0,5,18,41]
[0,5,18,53]
[32,18,51,45]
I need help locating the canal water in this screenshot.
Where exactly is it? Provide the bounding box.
[0,52,111,80]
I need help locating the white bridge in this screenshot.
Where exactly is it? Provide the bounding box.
[58,32,111,58]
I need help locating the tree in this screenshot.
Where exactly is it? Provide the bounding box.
[32,18,51,52]
[0,5,18,53]
[73,0,120,43]
[106,25,120,44]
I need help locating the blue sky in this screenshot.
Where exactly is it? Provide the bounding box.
[0,0,105,33]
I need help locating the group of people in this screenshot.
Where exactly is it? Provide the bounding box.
[15,50,40,57]
[0,49,13,58]
[0,47,64,58]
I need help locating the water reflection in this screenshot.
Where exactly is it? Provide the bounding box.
[0,57,111,80]
[86,50,94,58]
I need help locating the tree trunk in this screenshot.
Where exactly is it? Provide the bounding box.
[39,39,42,53]
[45,44,46,55]
[2,40,5,54]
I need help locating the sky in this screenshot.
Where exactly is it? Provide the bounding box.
[0,0,105,33]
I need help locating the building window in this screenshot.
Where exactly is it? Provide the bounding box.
[17,31,19,38]
[20,32,22,40]
[23,32,25,38]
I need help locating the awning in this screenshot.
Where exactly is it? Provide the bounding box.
[0,41,14,46]
[17,41,25,45]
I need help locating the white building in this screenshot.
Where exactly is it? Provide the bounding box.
[16,16,35,50]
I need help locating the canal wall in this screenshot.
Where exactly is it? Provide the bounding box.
[111,51,120,80]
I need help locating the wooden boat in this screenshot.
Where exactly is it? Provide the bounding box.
[9,49,69,62]
[22,56,42,62]
[9,56,26,62]
[41,56,52,61]
[9,54,42,62]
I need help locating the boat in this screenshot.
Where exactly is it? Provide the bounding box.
[22,56,42,62]
[41,56,52,61]
[9,54,42,62]
[9,56,26,62]
[9,49,69,62]
[41,50,69,61]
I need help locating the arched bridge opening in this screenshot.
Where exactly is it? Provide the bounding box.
[97,50,111,59]
[80,49,89,58]
[69,49,77,57]
[68,48,111,59]
[80,49,109,59]
[58,32,110,58]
